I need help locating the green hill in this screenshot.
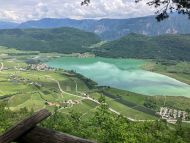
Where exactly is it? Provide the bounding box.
[0,28,190,61]
[95,33,190,61]
[0,28,101,53]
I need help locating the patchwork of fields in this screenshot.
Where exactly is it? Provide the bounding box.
[1,46,190,123]
[0,47,159,121]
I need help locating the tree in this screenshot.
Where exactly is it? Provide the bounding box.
[136,0,190,21]
[81,0,90,6]
[176,117,184,136]
[81,0,190,21]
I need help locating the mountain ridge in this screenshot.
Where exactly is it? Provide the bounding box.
[0,14,190,40]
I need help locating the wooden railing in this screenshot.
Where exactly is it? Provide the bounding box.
[0,109,95,143]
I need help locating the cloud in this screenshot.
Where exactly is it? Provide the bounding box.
[0,0,155,22]
[0,10,20,21]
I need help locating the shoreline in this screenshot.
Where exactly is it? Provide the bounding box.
[46,57,190,97]
[142,60,190,85]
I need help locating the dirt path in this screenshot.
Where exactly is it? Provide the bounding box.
[45,75,123,117]
[45,75,85,99]
[44,75,156,122]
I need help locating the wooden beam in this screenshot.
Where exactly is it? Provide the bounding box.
[0,109,51,143]
[18,126,96,143]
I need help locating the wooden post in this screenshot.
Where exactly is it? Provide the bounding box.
[18,126,96,143]
[0,108,96,143]
[0,109,51,143]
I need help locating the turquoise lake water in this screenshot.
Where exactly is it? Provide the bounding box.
[47,57,190,97]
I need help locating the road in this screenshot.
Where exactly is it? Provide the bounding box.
[167,120,190,124]
[45,75,85,99]
[44,75,122,116]
[43,75,156,122]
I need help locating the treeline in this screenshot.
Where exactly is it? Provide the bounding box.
[95,33,190,61]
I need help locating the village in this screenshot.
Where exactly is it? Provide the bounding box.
[27,64,55,71]
[45,99,81,108]
[6,63,90,110]
[2,60,190,124]
[158,107,189,121]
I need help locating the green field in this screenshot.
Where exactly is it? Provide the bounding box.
[1,46,190,122]
[0,47,161,121]
[144,60,190,85]
[1,46,190,143]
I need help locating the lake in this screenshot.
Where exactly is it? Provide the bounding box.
[47,57,190,97]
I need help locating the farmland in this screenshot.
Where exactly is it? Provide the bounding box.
[0,46,159,122]
[143,60,190,85]
[1,46,190,143]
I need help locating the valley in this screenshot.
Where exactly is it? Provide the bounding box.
[1,46,190,118]
[0,47,157,121]
[1,46,190,142]
[1,1,190,142]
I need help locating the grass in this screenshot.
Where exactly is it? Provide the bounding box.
[59,99,97,114]
[106,99,156,120]
[104,88,146,105]
[1,47,189,121]
[0,82,33,96]
[8,92,45,111]
[143,60,190,85]
[8,93,31,106]
[0,46,38,54]
[89,91,157,120]
[144,95,190,111]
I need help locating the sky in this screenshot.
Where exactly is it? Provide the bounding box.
[0,0,155,23]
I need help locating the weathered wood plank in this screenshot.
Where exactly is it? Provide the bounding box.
[0,109,51,143]
[18,126,96,143]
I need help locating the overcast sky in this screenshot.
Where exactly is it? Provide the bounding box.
[0,0,155,23]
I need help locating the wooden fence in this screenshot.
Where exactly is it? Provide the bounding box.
[0,109,95,143]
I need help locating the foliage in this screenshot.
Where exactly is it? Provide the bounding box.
[144,60,190,84]
[144,96,190,112]
[1,97,190,142]
[0,27,100,54]
[96,33,190,61]
[0,102,31,134]
[41,97,190,143]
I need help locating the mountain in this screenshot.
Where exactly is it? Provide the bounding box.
[17,15,190,40]
[0,15,190,40]
[0,27,189,61]
[95,33,190,61]
[0,21,18,29]
[18,18,96,29]
[0,27,100,53]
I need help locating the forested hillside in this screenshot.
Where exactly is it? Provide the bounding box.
[0,28,190,61]
[0,28,100,53]
[95,34,190,61]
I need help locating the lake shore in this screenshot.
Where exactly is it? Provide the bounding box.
[143,60,190,85]
[46,57,190,97]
